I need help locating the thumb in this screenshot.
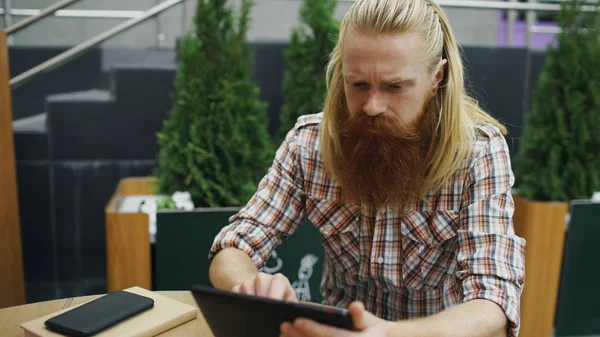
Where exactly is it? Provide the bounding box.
[348,301,380,331]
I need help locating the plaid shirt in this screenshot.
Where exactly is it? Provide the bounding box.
[209,113,526,337]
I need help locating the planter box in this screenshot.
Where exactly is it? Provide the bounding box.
[106,177,326,303]
[513,195,568,337]
[554,200,600,336]
[154,209,325,304]
[105,177,156,292]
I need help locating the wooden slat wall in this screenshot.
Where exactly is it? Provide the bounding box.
[514,196,569,337]
[105,177,156,292]
[105,212,152,292]
[0,31,26,308]
[118,177,156,196]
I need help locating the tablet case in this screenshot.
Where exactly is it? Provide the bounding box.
[44,290,154,336]
[192,284,354,337]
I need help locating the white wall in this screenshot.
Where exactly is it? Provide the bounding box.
[6,0,501,47]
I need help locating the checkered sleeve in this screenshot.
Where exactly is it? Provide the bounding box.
[208,127,307,270]
[457,133,526,337]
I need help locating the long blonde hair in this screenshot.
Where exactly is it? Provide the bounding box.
[321,0,507,195]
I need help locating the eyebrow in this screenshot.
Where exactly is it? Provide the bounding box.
[385,77,416,85]
[344,74,416,84]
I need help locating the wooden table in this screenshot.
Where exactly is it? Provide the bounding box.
[0,291,214,337]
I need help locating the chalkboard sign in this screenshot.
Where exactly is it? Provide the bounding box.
[155,208,325,303]
[555,200,600,336]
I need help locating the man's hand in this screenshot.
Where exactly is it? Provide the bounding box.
[280,301,389,337]
[231,272,298,302]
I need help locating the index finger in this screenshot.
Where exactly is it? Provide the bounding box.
[266,273,291,300]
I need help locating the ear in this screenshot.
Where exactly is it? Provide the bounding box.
[432,59,448,93]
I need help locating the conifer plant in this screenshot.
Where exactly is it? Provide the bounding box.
[277,0,339,140]
[155,0,273,207]
[514,0,600,201]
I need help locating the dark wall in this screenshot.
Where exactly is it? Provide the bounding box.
[462,47,528,154]
[528,50,548,112]
[253,45,546,155]
[12,44,548,303]
[9,47,105,120]
[10,44,548,148]
[14,66,175,302]
[251,43,288,134]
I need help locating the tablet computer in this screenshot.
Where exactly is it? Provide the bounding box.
[191,284,354,337]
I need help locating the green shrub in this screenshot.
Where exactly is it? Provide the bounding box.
[277,0,339,139]
[155,0,273,207]
[514,0,600,201]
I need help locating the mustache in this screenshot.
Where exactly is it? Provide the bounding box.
[341,113,420,140]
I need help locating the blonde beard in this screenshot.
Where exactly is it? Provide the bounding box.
[337,102,436,212]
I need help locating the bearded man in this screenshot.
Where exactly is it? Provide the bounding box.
[208,0,526,336]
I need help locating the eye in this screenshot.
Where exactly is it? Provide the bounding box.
[387,84,403,90]
[352,82,369,89]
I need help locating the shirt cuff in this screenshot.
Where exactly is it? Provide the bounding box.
[208,222,277,270]
[462,277,521,337]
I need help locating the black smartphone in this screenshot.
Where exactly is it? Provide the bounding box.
[191,284,354,337]
[45,290,154,337]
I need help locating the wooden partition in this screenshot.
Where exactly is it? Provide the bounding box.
[105,177,156,292]
[0,31,26,309]
[513,196,569,337]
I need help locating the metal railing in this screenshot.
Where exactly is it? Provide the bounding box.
[336,0,598,11]
[530,25,563,34]
[3,0,599,48]
[3,0,185,89]
[2,0,11,28]
[4,0,80,35]
[0,8,144,19]
[2,0,598,89]
[4,0,599,14]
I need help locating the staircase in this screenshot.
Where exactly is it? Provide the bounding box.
[11,43,289,303]
[12,49,177,302]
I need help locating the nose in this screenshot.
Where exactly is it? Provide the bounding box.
[363,91,386,117]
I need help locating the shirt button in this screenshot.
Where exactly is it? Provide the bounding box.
[377,256,384,264]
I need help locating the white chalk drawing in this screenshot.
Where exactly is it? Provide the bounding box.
[292,254,319,302]
[263,250,283,274]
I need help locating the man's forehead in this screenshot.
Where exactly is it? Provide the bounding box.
[341,29,424,80]
[342,60,418,82]
[342,28,423,53]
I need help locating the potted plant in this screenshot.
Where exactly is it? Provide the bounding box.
[511,0,600,335]
[105,0,272,292]
[152,0,337,303]
[106,0,343,304]
[277,0,339,141]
